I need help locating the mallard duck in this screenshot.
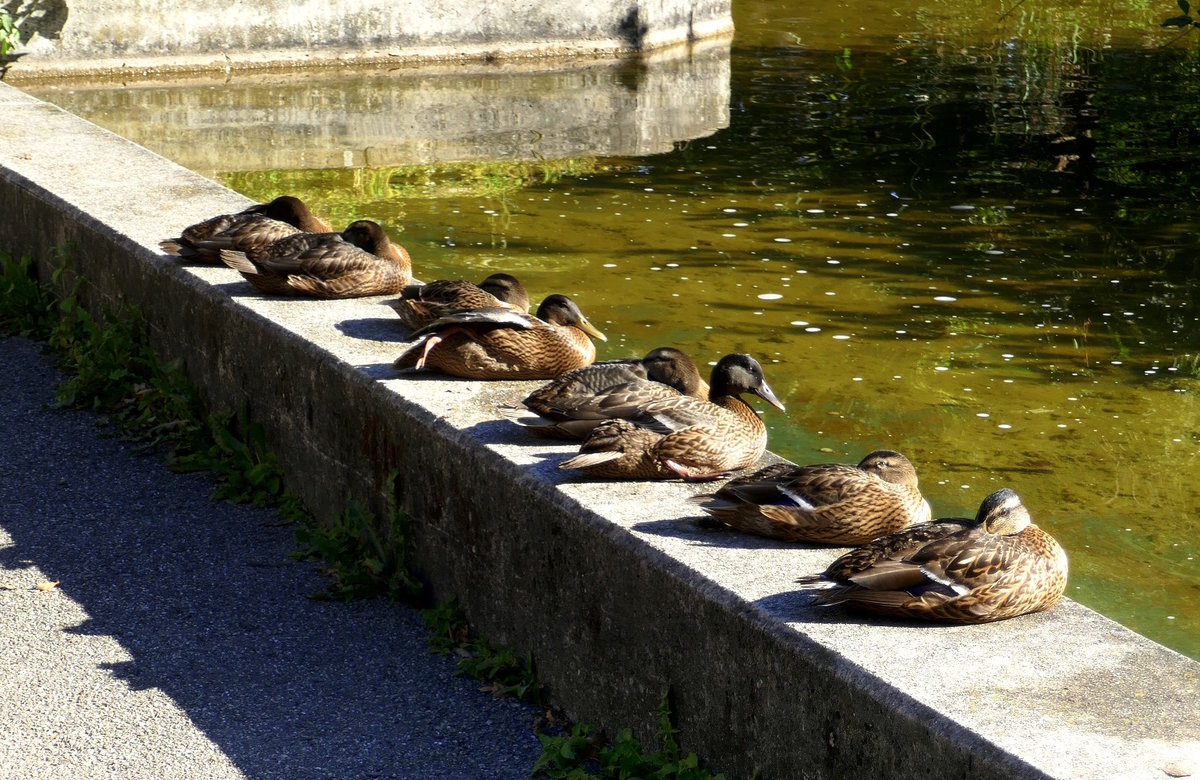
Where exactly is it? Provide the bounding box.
[387,273,530,331]
[796,488,1068,623]
[218,220,412,298]
[392,294,606,379]
[557,353,786,480]
[693,450,931,545]
[160,195,332,262]
[501,346,710,439]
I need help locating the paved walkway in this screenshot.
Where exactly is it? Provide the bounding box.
[0,336,543,779]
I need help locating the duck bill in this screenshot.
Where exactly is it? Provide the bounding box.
[578,318,608,342]
[754,379,786,412]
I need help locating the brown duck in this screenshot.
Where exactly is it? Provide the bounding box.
[392,294,606,380]
[502,346,710,439]
[388,273,530,331]
[694,450,931,545]
[796,488,1069,623]
[160,195,332,263]
[218,220,412,298]
[557,353,786,480]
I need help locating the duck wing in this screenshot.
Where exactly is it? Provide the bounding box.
[522,359,648,416]
[187,216,302,253]
[779,464,881,507]
[906,525,1022,593]
[407,308,537,340]
[286,265,408,298]
[638,395,725,434]
[803,518,977,584]
[250,234,377,275]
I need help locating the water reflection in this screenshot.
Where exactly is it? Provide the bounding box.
[25,41,730,176]
[22,1,1200,659]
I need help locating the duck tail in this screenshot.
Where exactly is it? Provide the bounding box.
[698,503,815,541]
[219,249,258,275]
[495,404,547,428]
[558,451,623,471]
[159,239,186,256]
[497,405,596,440]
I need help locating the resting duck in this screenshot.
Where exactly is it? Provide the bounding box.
[392,294,606,379]
[160,195,332,262]
[694,450,931,544]
[218,220,412,298]
[557,353,785,480]
[796,488,1069,623]
[502,346,709,439]
[388,273,530,331]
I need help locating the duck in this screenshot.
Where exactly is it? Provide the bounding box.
[218,220,412,298]
[501,346,710,439]
[392,294,606,379]
[160,195,332,263]
[557,353,786,480]
[795,487,1069,624]
[387,273,530,331]
[693,450,931,545]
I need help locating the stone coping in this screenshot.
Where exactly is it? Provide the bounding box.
[1,82,1198,779]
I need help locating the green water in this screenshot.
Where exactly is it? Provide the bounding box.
[28,0,1200,657]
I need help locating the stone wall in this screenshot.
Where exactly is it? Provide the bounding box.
[1,0,733,79]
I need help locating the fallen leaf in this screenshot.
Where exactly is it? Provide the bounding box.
[35,580,60,592]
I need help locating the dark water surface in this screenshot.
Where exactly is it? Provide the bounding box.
[25,0,1200,658]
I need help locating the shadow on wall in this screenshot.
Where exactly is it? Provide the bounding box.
[2,0,68,43]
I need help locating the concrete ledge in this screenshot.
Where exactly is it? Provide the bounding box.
[1,0,733,80]
[2,82,1199,779]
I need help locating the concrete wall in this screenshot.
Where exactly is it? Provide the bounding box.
[17,42,730,171]
[2,82,1200,779]
[0,0,733,79]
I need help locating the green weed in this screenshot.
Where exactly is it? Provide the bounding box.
[292,480,422,602]
[533,693,726,780]
[2,249,206,451]
[0,11,19,60]
[0,252,56,338]
[421,599,543,704]
[171,405,288,507]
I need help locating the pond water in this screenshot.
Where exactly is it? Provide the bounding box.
[25,0,1200,658]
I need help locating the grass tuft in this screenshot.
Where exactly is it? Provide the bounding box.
[421,599,543,704]
[533,693,727,779]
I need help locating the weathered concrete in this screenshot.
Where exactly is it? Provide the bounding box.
[2,82,1199,779]
[1,0,733,79]
[19,43,730,172]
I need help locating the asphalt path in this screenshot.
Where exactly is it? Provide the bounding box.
[0,335,543,779]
